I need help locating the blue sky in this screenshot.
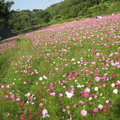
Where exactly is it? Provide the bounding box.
[5,0,64,11]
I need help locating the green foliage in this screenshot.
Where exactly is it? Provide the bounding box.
[1,0,120,35]
[108,2,120,13]
[87,2,111,17]
[9,9,51,32]
[0,0,14,27]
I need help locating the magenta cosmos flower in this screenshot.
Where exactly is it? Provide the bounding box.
[82,92,89,98]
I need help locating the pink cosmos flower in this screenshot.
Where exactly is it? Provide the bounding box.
[83,61,88,65]
[80,69,84,71]
[50,92,56,96]
[16,98,20,101]
[49,83,54,89]
[117,65,120,68]
[89,102,93,104]
[19,102,24,107]
[94,95,98,98]
[56,63,60,66]
[96,52,100,56]
[93,55,97,58]
[66,106,70,109]
[73,104,77,108]
[67,74,72,78]
[88,82,93,85]
[27,70,31,73]
[94,76,100,81]
[50,86,54,90]
[74,72,79,76]
[114,81,119,86]
[91,62,96,65]
[80,110,87,116]
[93,108,98,112]
[68,111,70,114]
[103,107,108,113]
[6,84,10,88]
[42,109,48,115]
[62,109,66,112]
[39,103,43,107]
[55,53,59,55]
[79,101,84,104]
[112,74,117,77]
[69,72,73,75]
[10,94,15,98]
[84,87,90,92]
[40,98,45,101]
[28,116,33,120]
[95,69,100,73]
[29,99,33,102]
[106,104,113,108]
[23,82,27,84]
[1,85,4,88]
[36,82,39,85]
[19,117,25,120]
[25,93,31,97]
[92,112,97,116]
[59,93,63,97]
[106,100,109,103]
[65,64,68,66]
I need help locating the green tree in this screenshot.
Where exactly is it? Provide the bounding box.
[0,0,14,27]
[38,10,51,23]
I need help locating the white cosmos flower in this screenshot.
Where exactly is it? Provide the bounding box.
[39,77,43,80]
[71,58,75,61]
[94,87,98,91]
[111,83,115,87]
[88,97,92,100]
[77,84,84,88]
[77,84,81,88]
[98,104,103,110]
[106,100,109,103]
[26,101,29,104]
[65,91,74,98]
[81,85,84,87]
[43,76,47,79]
[75,80,78,82]
[113,89,118,94]
[42,114,49,118]
[62,74,66,77]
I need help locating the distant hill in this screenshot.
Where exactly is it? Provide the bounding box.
[1,0,120,36]
[46,0,120,20]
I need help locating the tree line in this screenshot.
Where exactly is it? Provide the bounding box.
[0,0,120,33]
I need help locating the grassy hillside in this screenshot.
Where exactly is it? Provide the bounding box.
[0,14,120,120]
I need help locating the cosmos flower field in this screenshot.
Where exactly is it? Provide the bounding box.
[0,14,120,120]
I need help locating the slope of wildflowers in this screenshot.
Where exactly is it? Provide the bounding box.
[0,14,120,120]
